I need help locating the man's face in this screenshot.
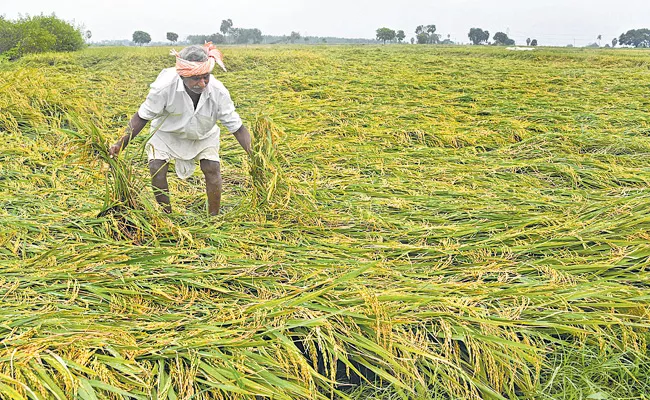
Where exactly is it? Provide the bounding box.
[182,73,210,94]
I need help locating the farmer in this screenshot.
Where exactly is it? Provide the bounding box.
[108,43,251,216]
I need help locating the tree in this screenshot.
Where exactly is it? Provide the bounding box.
[468,28,489,45]
[210,32,226,43]
[414,24,439,44]
[526,37,531,46]
[612,37,618,47]
[618,28,650,48]
[530,39,538,46]
[416,33,428,44]
[232,28,263,44]
[426,24,438,44]
[493,31,515,46]
[236,29,249,44]
[12,21,56,57]
[415,25,425,44]
[415,25,427,44]
[0,17,17,54]
[375,27,396,44]
[220,19,233,36]
[250,28,263,44]
[289,31,301,43]
[396,30,405,43]
[166,32,178,43]
[28,15,85,52]
[132,30,151,45]
[0,14,85,58]
[187,33,225,45]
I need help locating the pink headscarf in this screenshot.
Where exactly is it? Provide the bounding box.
[170,42,227,77]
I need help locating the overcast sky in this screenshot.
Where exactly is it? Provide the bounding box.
[3,0,650,46]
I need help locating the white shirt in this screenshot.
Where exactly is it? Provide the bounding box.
[138,68,243,161]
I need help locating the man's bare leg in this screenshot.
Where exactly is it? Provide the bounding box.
[200,159,222,216]
[149,159,172,214]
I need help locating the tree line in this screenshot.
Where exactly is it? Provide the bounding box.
[3,13,650,61]
[128,25,650,48]
[617,29,650,47]
[376,25,650,48]
[0,14,87,60]
[376,25,535,46]
[131,19,375,46]
[130,20,264,46]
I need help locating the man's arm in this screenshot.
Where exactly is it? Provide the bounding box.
[109,113,149,158]
[232,125,252,155]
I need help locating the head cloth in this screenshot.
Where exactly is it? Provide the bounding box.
[170,42,227,77]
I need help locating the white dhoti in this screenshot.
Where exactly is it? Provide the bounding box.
[146,130,220,179]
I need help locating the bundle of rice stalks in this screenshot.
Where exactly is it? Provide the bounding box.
[62,114,164,244]
[248,116,283,205]
[243,115,316,222]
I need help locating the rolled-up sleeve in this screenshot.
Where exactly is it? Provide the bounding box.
[138,87,167,121]
[216,87,243,133]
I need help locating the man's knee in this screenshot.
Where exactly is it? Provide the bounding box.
[200,160,221,186]
[149,159,168,178]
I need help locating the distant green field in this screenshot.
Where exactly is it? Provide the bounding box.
[1,45,650,399]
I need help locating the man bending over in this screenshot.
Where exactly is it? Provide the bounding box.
[109,43,251,215]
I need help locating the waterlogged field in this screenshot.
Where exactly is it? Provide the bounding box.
[1,45,650,399]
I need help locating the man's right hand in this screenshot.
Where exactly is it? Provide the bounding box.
[108,140,123,158]
[108,113,149,159]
